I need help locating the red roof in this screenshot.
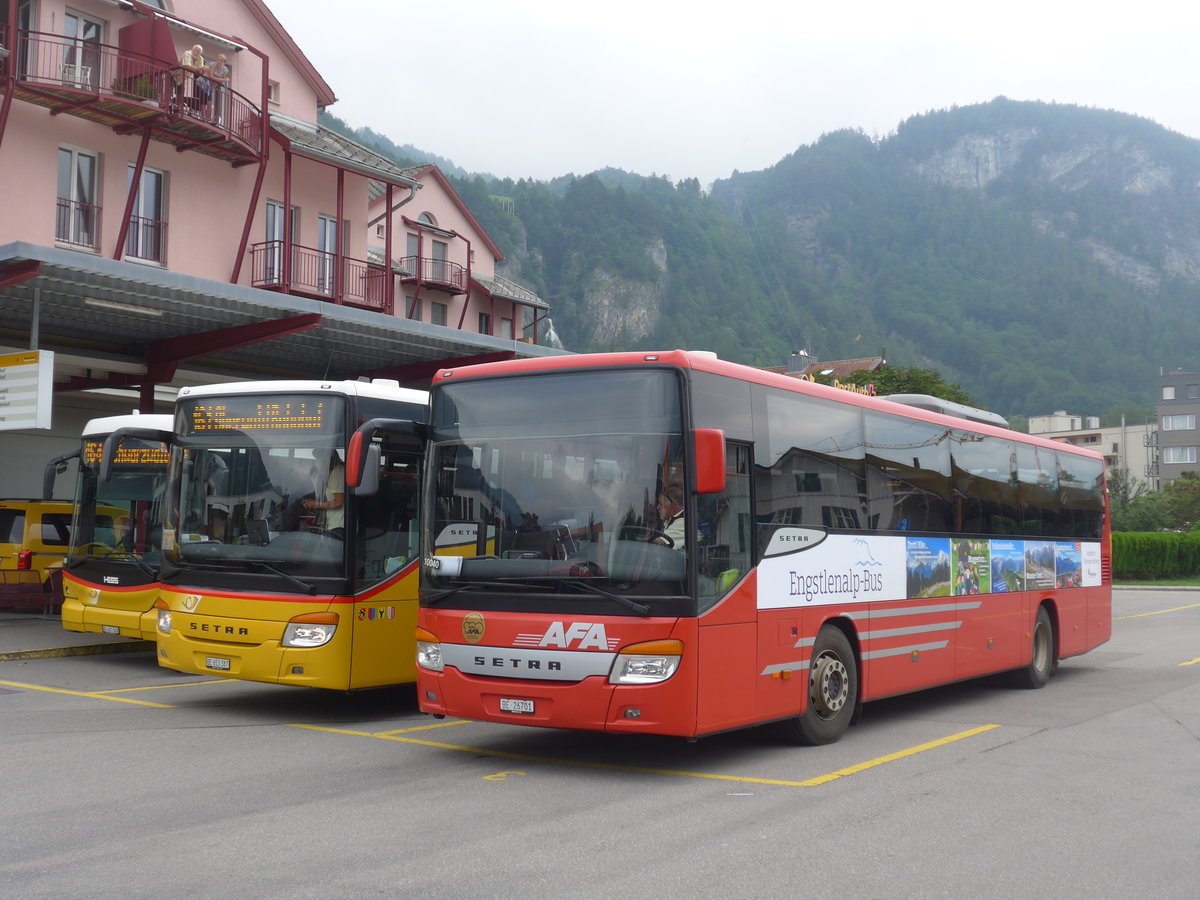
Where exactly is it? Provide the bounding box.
[762,356,886,380]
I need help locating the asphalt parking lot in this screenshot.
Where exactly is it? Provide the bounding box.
[2,588,1198,899]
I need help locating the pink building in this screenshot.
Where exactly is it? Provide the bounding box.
[0,0,556,495]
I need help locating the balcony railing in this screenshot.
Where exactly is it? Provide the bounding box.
[1,29,263,158]
[397,255,469,294]
[250,241,390,313]
[124,215,168,265]
[55,197,102,251]
[249,243,547,343]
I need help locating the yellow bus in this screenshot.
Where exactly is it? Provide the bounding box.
[154,379,426,689]
[56,413,173,639]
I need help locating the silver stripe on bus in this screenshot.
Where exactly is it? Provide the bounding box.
[861,640,951,660]
[844,601,982,620]
[859,621,963,641]
[761,660,811,676]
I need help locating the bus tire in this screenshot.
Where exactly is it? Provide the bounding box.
[1010,605,1055,689]
[783,625,857,745]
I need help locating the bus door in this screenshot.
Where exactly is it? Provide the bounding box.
[694,440,760,733]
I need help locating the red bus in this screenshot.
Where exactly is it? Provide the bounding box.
[415,351,1110,743]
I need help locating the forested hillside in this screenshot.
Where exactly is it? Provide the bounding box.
[322,98,1200,417]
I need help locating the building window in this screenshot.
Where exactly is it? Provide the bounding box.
[125,164,167,263]
[407,297,422,321]
[501,317,513,339]
[1162,415,1196,431]
[56,146,100,251]
[267,81,280,104]
[1163,386,1176,400]
[404,233,419,273]
[431,239,448,282]
[478,312,491,335]
[375,224,385,238]
[431,302,447,326]
[1188,385,1200,399]
[63,10,103,90]
[1162,446,1197,465]
[316,214,339,294]
[263,201,297,284]
[1112,443,1119,453]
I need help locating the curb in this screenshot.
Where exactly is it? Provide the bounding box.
[0,640,153,662]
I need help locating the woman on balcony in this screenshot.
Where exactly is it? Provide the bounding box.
[209,54,231,126]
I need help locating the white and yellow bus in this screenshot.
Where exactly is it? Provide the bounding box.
[154,379,427,689]
[57,413,173,640]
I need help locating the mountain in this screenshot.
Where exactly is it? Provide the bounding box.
[325,99,1200,417]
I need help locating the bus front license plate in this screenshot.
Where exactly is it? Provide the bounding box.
[205,656,231,671]
[500,698,534,714]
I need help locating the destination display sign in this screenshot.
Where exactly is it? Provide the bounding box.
[181,395,342,436]
[84,440,170,468]
[0,350,54,431]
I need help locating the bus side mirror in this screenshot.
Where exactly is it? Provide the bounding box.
[694,428,726,494]
[43,451,79,500]
[99,427,172,484]
[352,443,381,496]
[347,417,426,490]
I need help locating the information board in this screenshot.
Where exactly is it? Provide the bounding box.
[0,350,54,431]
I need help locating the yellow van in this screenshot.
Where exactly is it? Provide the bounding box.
[0,500,119,604]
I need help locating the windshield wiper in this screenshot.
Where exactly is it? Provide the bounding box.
[560,578,651,616]
[423,580,555,606]
[243,560,318,595]
[158,558,317,595]
[66,552,156,578]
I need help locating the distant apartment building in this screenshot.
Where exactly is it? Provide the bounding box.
[1155,369,1200,487]
[1028,411,1157,490]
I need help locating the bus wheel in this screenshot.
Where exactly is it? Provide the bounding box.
[1011,605,1055,689]
[783,626,857,745]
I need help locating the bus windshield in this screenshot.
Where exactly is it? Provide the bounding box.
[426,369,690,610]
[69,433,169,567]
[165,395,348,580]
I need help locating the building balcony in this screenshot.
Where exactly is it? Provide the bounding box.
[251,241,392,314]
[1,28,263,165]
[397,255,469,294]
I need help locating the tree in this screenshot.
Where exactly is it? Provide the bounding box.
[1113,490,1169,532]
[847,365,977,406]
[1163,471,1200,530]
[1109,467,1156,531]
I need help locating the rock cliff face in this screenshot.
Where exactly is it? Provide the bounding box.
[912,128,1039,190]
[566,238,669,348]
[908,125,1200,290]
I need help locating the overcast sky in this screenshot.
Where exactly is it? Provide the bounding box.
[268,0,1200,186]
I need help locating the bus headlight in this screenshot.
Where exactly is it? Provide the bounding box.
[609,640,683,684]
[155,600,171,635]
[282,613,338,648]
[416,626,443,672]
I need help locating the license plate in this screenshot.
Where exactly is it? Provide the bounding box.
[102,625,119,635]
[205,656,231,671]
[499,698,534,714]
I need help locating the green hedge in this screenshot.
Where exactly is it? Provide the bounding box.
[1112,532,1200,579]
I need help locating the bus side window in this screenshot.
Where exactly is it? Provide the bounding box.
[698,443,752,612]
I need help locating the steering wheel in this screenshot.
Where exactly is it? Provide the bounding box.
[75,542,115,557]
[619,526,674,548]
[306,526,344,540]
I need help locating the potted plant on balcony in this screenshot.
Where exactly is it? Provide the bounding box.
[111,73,158,102]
